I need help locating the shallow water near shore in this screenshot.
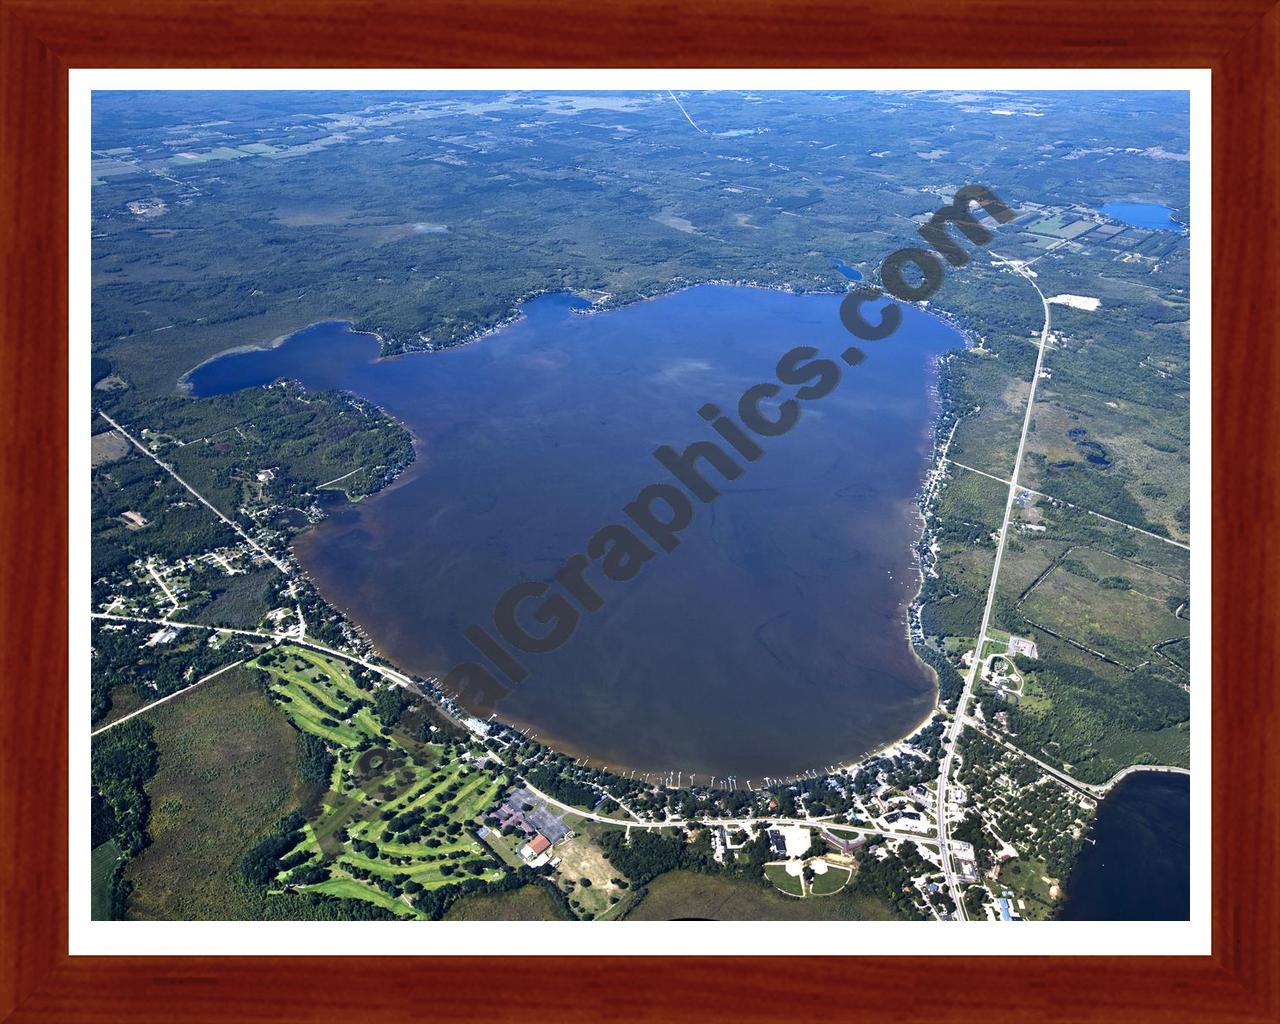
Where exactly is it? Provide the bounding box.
[187,285,963,780]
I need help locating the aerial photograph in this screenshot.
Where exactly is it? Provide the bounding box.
[88,88,1193,925]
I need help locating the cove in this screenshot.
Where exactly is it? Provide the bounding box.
[186,285,962,780]
[1060,772,1190,920]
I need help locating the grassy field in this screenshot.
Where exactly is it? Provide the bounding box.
[809,862,853,896]
[254,645,509,919]
[998,857,1058,921]
[628,870,897,921]
[305,877,416,918]
[939,466,1009,529]
[764,863,804,897]
[258,647,385,748]
[554,833,626,919]
[1019,549,1188,668]
[98,684,147,730]
[947,353,1032,478]
[1027,213,1096,240]
[444,883,571,921]
[91,840,123,920]
[121,666,309,920]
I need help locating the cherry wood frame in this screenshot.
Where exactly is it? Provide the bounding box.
[2,1,1276,1020]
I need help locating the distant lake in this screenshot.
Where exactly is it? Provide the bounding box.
[1060,772,1190,920]
[832,258,863,281]
[1099,202,1182,231]
[187,286,963,780]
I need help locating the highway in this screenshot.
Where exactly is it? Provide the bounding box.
[935,253,1053,919]
[87,612,466,724]
[945,459,1191,552]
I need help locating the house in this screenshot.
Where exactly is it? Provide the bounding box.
[519,833,552,864]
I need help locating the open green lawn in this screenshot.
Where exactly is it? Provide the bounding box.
[764,863,804,897]
[997,857,1058,921]
[480,828,527,869]
[252,645,510,918]
[302,877,416,918]
[809,863,853,896]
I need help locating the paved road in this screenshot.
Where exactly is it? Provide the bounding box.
[91,659,244,736]
[519,779,932,841]
[89,612,468,731]
[935,253,1053,919]
[968,720,1189,801]
[946,459,1190,552]
[98,410,292,575]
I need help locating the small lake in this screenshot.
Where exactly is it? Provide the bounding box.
[832,258,863,281]
[1060,772,1190,920]
[187,286,963,780]
[1098,202,1182,231]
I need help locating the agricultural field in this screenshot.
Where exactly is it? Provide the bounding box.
[171,146,265,163]
[1026,213,1097,240]
[91,840,124,920]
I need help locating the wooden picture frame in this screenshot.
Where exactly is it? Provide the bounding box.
[2,1,1276,1020]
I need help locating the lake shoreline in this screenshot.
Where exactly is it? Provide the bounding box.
[187,284,978,786]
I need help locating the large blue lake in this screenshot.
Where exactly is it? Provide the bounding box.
[1060,772,1190,920]
[187,286,962,780]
